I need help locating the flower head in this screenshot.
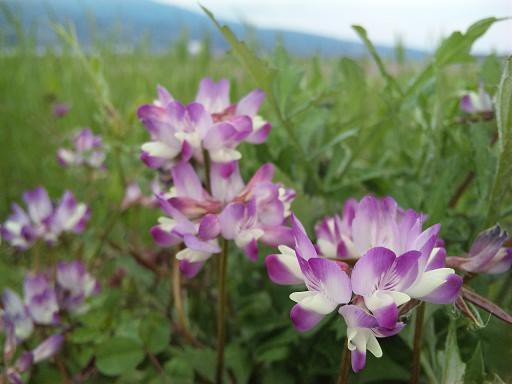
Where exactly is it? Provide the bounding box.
[138,79,271,169]
[448,225,512,274]
[460,85,493,115]
[52,102,70,118]
[151,160,294,276]
[57,128,106,169]
[56,261,100,312]
[1,188,90,250]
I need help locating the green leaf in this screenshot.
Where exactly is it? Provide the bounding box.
[225,344,251,384]
[486,56,512,226]
[469,123,495,201]
[139,312,171,354]
[200,5,275,93]
[464,343,485,384]
[95,337,145,376]
[164,358,194,384]
[439,322,466,384]
[351,25,403,96]
[435,18,504,66]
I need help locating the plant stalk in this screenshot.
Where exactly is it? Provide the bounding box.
[215,238,229,384]
[410,302,425,384]
[337,338,351,384]
[172,256,201,347]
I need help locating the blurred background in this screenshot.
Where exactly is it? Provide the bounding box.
[1,0,511,57]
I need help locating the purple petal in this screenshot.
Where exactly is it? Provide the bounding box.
[351,247,396,296]
[171,162,206,200]
[420,274,463,304]
[23,187,52,224]
[156,84,174,105]
[218,203,245,240]
[393,250,421,290]
[260,225,294,247]
[203,122,238,150]
[210,161,245,203]
[242,238,259,261]
[265,253,303,285]
[179,260,205,278]
[339,305,378,329]
[245,121,271,144]
[290,303,324,332]
[308,258,352,304]
[460,94,475,113]
[198,214,221,240]
[183,234,221,254]
[195,77,230,114]
[235,89,264,116]
[291,214,318,260]
[351,349,366,372]
[32,334,64,363]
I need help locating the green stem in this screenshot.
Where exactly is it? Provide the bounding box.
[337,338,351,384]
[410,303,425,384]
[202,149,212,194]
[215,238,229,384]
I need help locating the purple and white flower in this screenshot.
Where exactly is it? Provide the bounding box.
[1,289,34,341]
[339,304,403,372]
[1,188,90,249]
[447,225,512,274]
[23,273,59,325]
[46,191,90,241]
[287,215,352,332]
[57,128,106,169]
[460,85,493,115]
[1,187,53,250]
[56,261,100,312]
[196,78,272,144]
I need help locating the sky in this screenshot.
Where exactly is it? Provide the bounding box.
[155,0,511,54]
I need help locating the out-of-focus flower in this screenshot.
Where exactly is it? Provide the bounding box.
[339,305,403,372]
[447,225,512,274]
[23,273,59,325]
[56,261,100,312]
[57,128,106,169]
[31,334,64,363]
[121,178,163,211]
[287,215,352,331]
[1,187,53,250]
[52,102,70,118]
[46,191,90,241]
[1,289,34,340]
[1,188,90,250]
[460,85,493,115]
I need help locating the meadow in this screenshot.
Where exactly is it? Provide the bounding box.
[1,7,511,384]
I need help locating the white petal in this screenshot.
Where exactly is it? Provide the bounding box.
[405,268,455,298]
[366,333,382,357]
[141,141,180,159]
[209,148,242,163]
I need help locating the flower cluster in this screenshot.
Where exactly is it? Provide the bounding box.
[138,78,295,277]
[57,128,106,169]
[1,262,99,383]
[138,78,271,169]
[265,196,463,372]
[1,187,90,250]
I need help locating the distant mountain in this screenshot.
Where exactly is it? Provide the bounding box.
[0,0,427,59]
